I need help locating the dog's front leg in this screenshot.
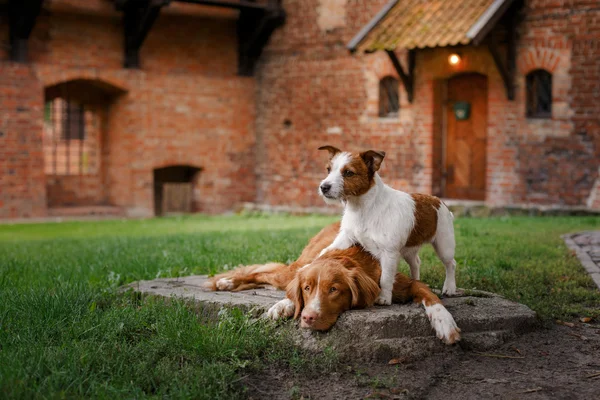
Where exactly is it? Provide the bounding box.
[266,298,295,320]
[375,252,400,305]
[318,230,354,258]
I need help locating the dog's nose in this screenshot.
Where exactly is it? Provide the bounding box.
[320,183,331,194]
[302,311,317,324]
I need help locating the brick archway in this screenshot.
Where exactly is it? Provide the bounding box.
[43,79,127,208]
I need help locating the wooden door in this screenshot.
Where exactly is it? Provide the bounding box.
[444,73,487,200]
[162,183,192,215]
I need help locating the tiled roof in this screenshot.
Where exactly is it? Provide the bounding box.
[348,0,513,52]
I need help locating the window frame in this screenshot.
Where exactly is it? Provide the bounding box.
[526,69,553,119]
[378,76,400,118]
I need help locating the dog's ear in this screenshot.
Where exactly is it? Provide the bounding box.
[318,145,341,159]
[286,275,304,319]
[347,268,380,308]
[360,150,386,172]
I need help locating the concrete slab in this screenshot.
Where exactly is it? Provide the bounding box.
[124,275,538,361]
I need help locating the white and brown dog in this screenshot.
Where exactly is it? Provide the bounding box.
[317,145,458,305]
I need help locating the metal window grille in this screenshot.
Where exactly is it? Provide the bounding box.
[379,76,400,118]
[526,69,552,118]
[44,97,92,175]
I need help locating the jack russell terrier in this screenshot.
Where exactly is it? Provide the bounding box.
[317,145,458,305]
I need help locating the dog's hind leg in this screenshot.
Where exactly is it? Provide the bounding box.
[204,262,292,292]
[401,246,421,281]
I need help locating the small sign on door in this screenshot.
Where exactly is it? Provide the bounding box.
[453,101,471,120]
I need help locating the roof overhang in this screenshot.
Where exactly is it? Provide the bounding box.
[348,0,517,53]
[347,0,521,101]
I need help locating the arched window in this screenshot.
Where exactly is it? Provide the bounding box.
[379,76,400,118]
[526,69,552,118]
[43,79,124,176]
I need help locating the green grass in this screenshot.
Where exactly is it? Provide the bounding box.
[1,214,599,398]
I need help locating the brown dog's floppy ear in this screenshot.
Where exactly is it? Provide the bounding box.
[360,150,386,172]
[318,145,341,159]
[347,268,380,308]
[286,275,304,319]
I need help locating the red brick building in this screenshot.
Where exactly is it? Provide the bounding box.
[1,0,599,219]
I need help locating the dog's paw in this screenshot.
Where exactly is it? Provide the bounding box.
[442,284,463,297]
[267,299,295,320]
[375,292,392,306]
[442,279,456,295]
[216,278,234,291]
[424,303,461,344]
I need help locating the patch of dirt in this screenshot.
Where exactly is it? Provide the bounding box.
[244,322,600,400]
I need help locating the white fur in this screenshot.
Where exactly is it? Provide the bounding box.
[216,278,234,291]
[319,152,352,204]
[267,298,295,320]
[423,301,460,344]
[303,271,322,313]
[319,166,458,303]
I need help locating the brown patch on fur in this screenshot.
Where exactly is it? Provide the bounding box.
[405,193,442,247]
[341,154,376,197]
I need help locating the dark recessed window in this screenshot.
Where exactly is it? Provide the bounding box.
[379,76,400,118]
[526,69,552,119]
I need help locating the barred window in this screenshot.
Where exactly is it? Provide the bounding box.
[43,98,99,175]
[526,69,552,119]
[379,76,400,118]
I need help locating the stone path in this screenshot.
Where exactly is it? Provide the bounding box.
[124,275,538,361]
[563,231,600,290]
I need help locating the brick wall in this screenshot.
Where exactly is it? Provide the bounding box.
[256,0,600,210]
[0,0,256,217]
[0,63,46,218]
[1,0,598,219]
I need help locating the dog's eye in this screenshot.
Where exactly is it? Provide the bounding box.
[329,287,337,293]
[343,170,355,177]
[326,167,331,173]
[304,285,310,292]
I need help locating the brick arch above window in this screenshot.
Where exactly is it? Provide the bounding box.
[518,48,562,76]
[45,78,127,105]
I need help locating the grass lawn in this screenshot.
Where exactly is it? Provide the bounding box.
[1,214,599,398]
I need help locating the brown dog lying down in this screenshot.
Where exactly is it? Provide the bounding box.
[205,222,461,344]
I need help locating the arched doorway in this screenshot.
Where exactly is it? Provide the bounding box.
[441,73,488,200]
[153,165,201,216]
[43,79,126,208]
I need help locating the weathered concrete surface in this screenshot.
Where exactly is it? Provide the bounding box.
[563,231,600,290]
[124,275,538,361]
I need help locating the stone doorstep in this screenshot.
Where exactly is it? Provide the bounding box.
[123,275,538,362]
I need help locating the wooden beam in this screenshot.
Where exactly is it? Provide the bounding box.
[237,0,285,76]
[8,0,44,62]
[385,49,414,103]
[119,0,170,68]
[174,0,268,10]
[487,10,517,101]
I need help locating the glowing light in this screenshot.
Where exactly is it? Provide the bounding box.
[448,54,461,65]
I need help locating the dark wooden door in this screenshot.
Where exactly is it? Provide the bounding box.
[445,73,487,200]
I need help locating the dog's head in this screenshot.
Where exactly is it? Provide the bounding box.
[286,255,380,331]
[317,145,386,203]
